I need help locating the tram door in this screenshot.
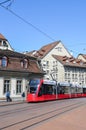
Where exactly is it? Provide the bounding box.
[83,87,86,94]
[38,83,56,99]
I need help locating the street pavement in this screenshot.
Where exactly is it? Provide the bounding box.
[0,99,86,129]
[32,103,86,130]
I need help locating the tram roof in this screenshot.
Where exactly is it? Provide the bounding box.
[58,82,70,87]
[43,80,56,85]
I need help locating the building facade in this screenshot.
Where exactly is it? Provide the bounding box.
[26,41,72,80]
[52,55,86,87]
[1,33,86,99]
[0,34,43,100]
[26,41,86,87]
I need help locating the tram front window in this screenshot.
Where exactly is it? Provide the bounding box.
[30,86,37,93]
[29,79,40,94]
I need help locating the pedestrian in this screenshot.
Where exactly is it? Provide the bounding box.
[21,92,25,101]
[6,91,12,102]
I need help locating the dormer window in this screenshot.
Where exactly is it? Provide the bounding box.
[3,41,8,47]
[73,61,76,64]
[0,40,2,46]
[66,60,69,63]
[1,56,7,67]
[21,59,28,68]
[80,62,83,66]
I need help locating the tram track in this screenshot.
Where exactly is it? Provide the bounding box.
[0,99,75,117]
[21,102,86,130]
[0,100,86,130]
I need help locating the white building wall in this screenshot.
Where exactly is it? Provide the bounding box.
[11,78,16,97]
[78,55,86,62]
[41,42,71,81]
[57,62,64,82]
[41,55,55,79]
[10,78,27,97]
[0,77,28,99]
[22,78,27,92]
[0,78,4,98]
[42,55,65,82]
[48,42,71,57]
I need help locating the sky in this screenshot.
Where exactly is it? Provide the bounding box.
[0,0,86,57]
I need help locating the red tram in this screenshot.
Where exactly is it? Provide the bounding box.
[26,78,86,102]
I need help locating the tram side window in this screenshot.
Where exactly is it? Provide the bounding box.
[41,84,55,95]
[38,84,49,95]
[38,84,56,96]
[59,86,65,94]
[47,85,53,94]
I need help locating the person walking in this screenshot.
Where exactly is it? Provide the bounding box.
[21,92,25,101]
[6,91,12,102]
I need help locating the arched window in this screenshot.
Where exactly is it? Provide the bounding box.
[21,61,23,68]
[24,59,28,68]
[0,40,2,46]
[1,56,7,67]
[3,41,8,47]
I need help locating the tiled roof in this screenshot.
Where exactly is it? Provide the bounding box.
[0,49,43,74]
[0,33,6,40]
[25,50,37,58]
[26,41,60,58]
[28,60,42,73]
[0,49,37,59]
[52,55,86,68]
[35,41,60,58]
[81,54,86,59]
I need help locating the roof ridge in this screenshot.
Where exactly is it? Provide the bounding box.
[0,33,6,40]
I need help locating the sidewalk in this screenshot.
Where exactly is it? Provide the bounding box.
[0,100,26,106]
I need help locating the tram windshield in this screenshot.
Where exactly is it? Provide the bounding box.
[28,79,40,93]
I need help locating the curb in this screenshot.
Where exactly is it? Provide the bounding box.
[0,101,26,107]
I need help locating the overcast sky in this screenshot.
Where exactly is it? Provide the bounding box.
[0,0,86,57]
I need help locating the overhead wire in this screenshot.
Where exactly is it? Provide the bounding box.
[0,0,11,5]
[0,1,85,55]
[0,3,55,42]
[6,0,14,8]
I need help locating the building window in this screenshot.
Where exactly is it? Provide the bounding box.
[55,47,62,52]
[1,56,7,67]
[3,41,8,47]
[3,80,10,94]
[72,74,74,79]
[24,59,28,68]
[65,73,67,79]
[68,73,70,79]
[0,40,2,45]
[21,59,28,68]
[47,70,49,74]
[16,80,22,94]
[75,74,77,79]
[46,61,49,66]
[21,61,23,68]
